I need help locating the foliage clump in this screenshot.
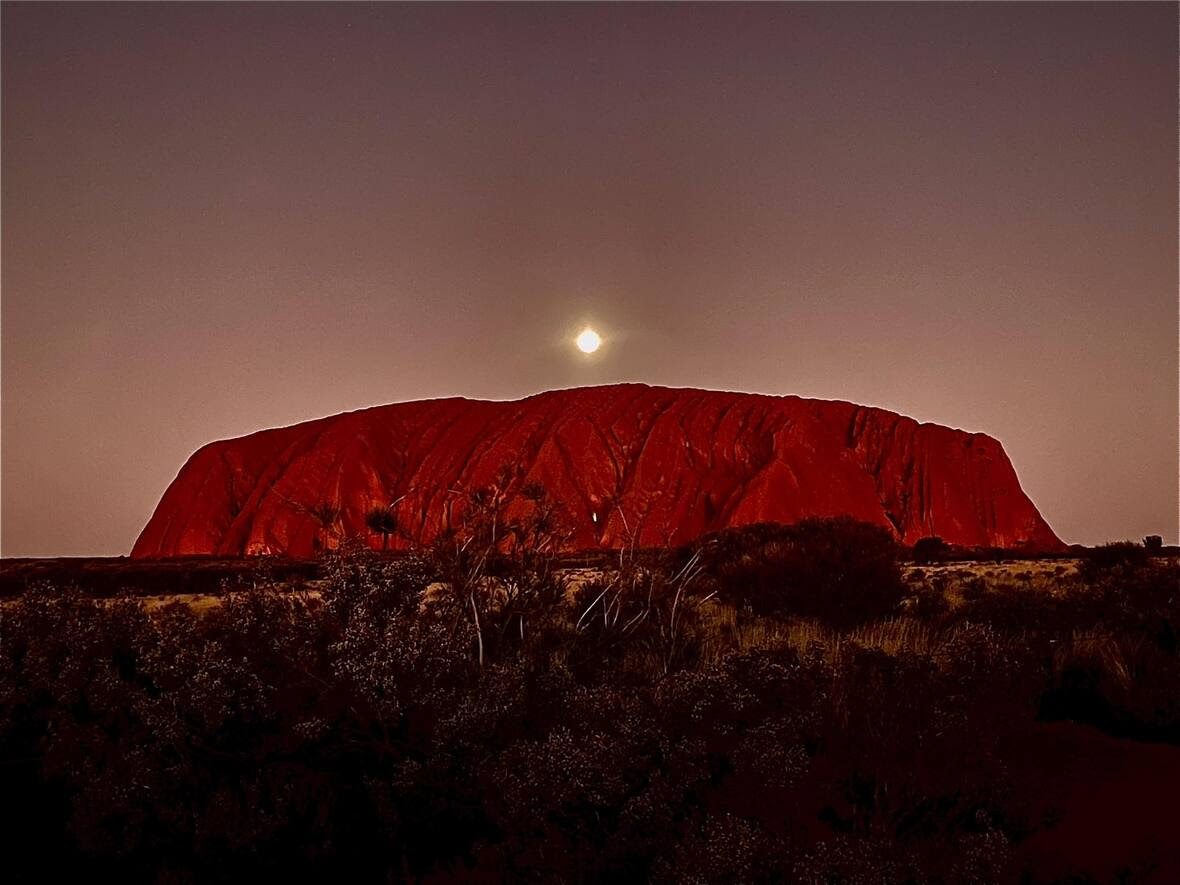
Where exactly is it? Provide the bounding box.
[694,517,906,627]
[911,535,949,564]
[2,501,1178,881]
[1079,540,1152,582]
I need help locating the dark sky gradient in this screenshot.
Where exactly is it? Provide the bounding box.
[3,2,1176,556]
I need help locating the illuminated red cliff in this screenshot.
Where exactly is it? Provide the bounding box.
[132,384,1063,557]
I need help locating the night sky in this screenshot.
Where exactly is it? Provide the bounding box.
[2,2,1176,556]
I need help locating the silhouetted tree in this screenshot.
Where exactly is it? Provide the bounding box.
[365,505,398,551]
[307,501,341,552]
[430,467,571,667]
[1144,535,1164,554]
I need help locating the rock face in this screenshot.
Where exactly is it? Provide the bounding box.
[132,384,1063,557]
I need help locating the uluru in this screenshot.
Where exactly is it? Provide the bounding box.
[133,384,1062,557]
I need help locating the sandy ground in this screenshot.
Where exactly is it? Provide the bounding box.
[1004,722,1180,882]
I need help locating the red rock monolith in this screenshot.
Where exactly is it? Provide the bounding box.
[132,384,1063,557]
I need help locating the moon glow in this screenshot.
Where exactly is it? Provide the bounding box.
[576,328,602,353]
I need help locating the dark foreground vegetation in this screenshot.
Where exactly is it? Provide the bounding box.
[2,493,1177,882]
[0,556,321,598]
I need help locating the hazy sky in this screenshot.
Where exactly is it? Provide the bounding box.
[3,2,1177,556]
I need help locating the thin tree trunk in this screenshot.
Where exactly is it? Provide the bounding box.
[470,592,484,668]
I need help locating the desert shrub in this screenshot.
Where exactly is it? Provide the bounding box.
[793,835,923,885]
[1042,633,1180,742]
[652,812,792,884]
[483,724,632,876]
[899,576,951,621]
[948,814,1015,885]
[695,518,906,628]
[1040,557,1180,742]
[912,535,949,565]
[3,530,1175,880]
[823,646,1007,841]
[959,575,988,602]
[1080,540,1151,582]
[955,581,1080,637]
[689,521,796,610]
[1087,559,1178,651]
[654,646,826,761]
[571,546,710,680]
[0,553,485,879]
[813,624,1037,872]
[428,472,572,667]
[930,571,952,597]
[0,585,153,874]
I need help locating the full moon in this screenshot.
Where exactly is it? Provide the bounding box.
[575,328,602,353]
